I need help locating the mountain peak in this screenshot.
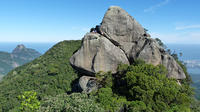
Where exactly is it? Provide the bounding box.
[16,44,26,49]
[100,6,145,41]
[0,44,41,75]
[12,44,26,54]
[108,6,121,9]
[11,44,41,65]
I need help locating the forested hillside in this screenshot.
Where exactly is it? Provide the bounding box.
[0,40,81,111]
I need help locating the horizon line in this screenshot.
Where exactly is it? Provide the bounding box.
[0,41,200,45]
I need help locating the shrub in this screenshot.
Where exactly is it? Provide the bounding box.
[38,93,104,112]
[18,91,40,112]
[93,60,193,111]
[96,87,126,112]
[128,101,146,112]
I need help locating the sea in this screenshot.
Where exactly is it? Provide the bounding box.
[167,44,200,75]
[0,42,56,54]
[0,42,200,76]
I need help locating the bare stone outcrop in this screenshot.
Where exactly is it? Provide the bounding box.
[70,33,129,75]
[78,76,98,93]
[70,6,186,79]
[100,6,146,46]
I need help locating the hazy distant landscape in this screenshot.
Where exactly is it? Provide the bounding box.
[0,44,41,76]
[0,42,55,54]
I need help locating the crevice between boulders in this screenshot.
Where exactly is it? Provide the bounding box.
[91,52,98,72]
[135,38,150,58]
[100,32,131,64]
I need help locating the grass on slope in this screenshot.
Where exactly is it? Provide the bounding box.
[0,40,81,111]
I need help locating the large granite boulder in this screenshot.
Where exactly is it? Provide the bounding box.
[100,6,146,45]
[70,6,186,79]
[70,33,129,75]
[135,38,185,79]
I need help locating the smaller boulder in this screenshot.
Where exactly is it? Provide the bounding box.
[79,76,98,93]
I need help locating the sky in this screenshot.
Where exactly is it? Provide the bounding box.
[0,0,200,44]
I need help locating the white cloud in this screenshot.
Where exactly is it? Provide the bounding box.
[144,0,170,13]
[175,25,200,30]
[150,32,200,44]
[189,32,200,37]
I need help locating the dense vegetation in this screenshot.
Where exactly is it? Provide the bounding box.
[38,93,105,112]
[0,39,197,112]
[91,60,193,112]
[33,59,194,112]
[0,40,81,111]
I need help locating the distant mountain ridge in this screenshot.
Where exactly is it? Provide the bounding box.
[0,44,41,75]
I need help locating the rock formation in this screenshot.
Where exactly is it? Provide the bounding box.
[78,76,98,93]
[70,6,186,80]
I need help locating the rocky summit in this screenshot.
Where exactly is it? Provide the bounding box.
[70,6,186,79]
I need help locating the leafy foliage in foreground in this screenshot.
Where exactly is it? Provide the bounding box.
[18,91,40,112]
[0,40,81,111]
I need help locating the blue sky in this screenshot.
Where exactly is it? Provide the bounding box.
[0,0,200,44]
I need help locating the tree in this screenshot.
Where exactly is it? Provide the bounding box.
[144,28,148,32]
[155,38,166,49]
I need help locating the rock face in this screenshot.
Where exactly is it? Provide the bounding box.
[70,6,186,79]
[100,6,146,45]
[70,33,129,75]
[78,76,98,93]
